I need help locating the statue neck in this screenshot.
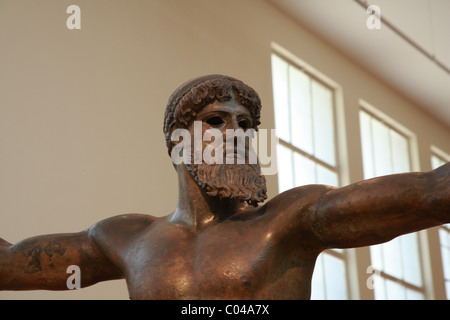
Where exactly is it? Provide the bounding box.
[170,164,245,231]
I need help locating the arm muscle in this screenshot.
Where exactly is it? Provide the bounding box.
[0,231,122,290]
[313,163,450,249]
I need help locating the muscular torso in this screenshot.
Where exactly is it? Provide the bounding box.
[92,186,329,300]
[2,164,447,297]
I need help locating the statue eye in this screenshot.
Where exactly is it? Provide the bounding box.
[206,116,224,126]
[238,120,250,130]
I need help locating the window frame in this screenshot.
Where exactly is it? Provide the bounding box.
[431,146,450,299]
[359,100,431,300]
[271,44,354,300]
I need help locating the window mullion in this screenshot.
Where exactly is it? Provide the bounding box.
[278,139,335,172]
[309,78,316,183]
[378,270,425,293]
[285,66,296,187]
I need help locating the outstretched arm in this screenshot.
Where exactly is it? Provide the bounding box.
[312,162,450,249]
[0,230,122,290]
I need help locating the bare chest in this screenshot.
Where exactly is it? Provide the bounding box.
[122,221,314,300]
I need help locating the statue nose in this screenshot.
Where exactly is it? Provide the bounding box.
[228,117,241,130]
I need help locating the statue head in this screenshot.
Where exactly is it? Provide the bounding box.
[163,75,267,206]
[163,74,262,155]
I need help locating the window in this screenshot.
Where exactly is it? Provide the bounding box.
[271,52,348,299]
[439,224,450,299]
[431,149,448,171]
[359,102,426,299]
[271,54,339,191]
[431,147,450,299]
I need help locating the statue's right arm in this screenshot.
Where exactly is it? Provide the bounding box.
[0,213,154,291]
[0,228,123,290]
[0,214,155,290]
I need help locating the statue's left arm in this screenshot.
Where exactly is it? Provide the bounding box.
[311,162,450,249]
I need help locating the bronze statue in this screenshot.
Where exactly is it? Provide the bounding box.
[0,74,449,299]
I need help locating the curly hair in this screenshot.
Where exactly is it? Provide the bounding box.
[163,74,262,155]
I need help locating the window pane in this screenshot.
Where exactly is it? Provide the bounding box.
[359,111,375,179]
[323,254,348,299]
[371,117,392,176]
[385,279,405,300]
[312,80,335,166]
[446,281,450,299]
[370,245,383,271]
[271,54,290,143]
[381,237,403,279]
[432,155,445,169]
[390,129,410,173]
[443,248,450,280]
[311,254,325,300]
[289,66,313,154]
[293,152,315,186]
[276,144,293,193]
[373,275,386,300]
[406,289,424,300]
[439,229,450,280]
[316,164,338,187]
[400,233,422,287]
[439,227,449,248]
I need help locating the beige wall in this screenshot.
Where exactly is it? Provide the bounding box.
[0,0,448,299]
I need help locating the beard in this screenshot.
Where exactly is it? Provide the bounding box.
[186,162,267,206]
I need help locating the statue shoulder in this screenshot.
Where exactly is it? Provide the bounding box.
[267,184,336,208]
[88,213,156,246]
[261,185,337,246]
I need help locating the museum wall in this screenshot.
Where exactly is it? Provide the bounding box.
[0,0,449,299]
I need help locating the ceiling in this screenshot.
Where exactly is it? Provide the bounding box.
[266,0,450,128]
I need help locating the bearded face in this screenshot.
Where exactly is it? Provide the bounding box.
[182,99,267,206]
